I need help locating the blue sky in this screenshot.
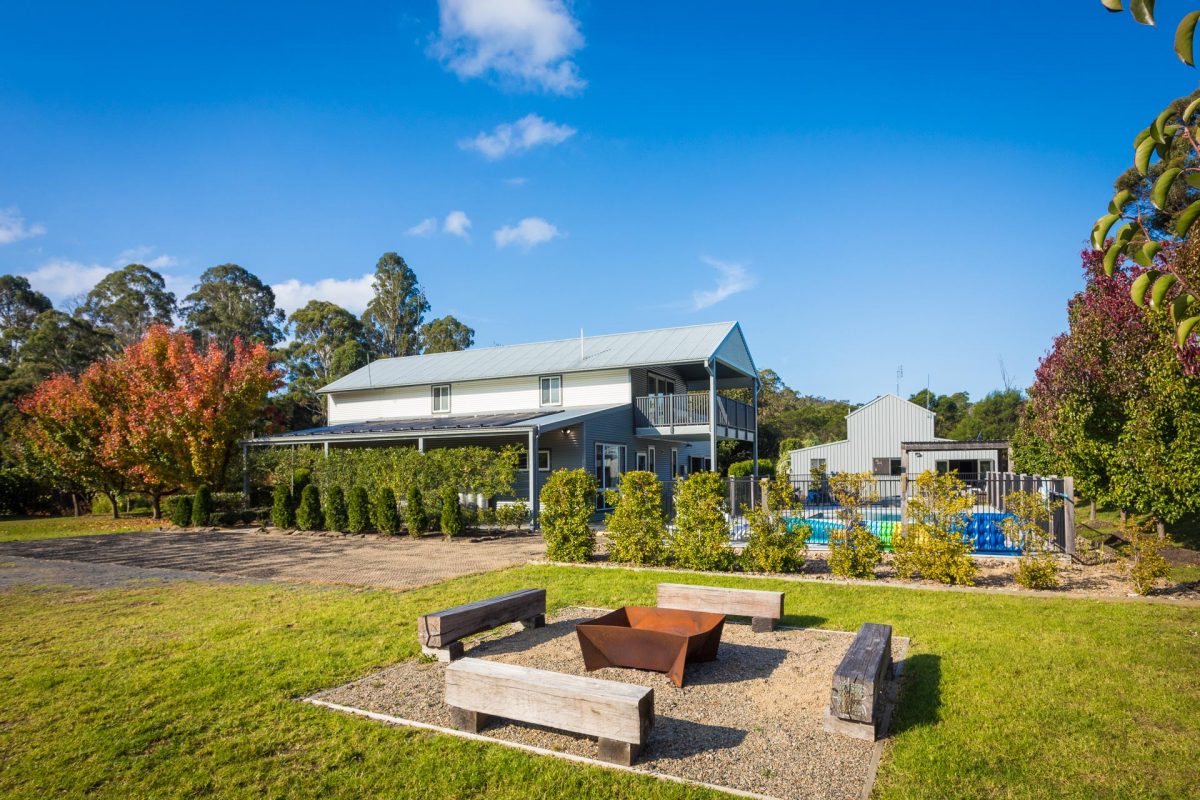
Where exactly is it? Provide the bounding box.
[0,1,1193,403]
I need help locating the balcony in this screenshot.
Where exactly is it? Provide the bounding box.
[633,394,755,441]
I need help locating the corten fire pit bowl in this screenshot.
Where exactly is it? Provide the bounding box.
[575,606,725,688]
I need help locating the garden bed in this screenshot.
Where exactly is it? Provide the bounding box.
[310,607,909,800]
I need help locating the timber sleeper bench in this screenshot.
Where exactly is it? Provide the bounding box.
[445,657,654,766]
[417,588,546,662]
[824,622,893,741]
[656,582,785,632]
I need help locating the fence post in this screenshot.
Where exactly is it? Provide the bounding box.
[728,476,736,517]
[1062,476,1076,557]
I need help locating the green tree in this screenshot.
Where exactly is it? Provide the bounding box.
[605,470,667,565]
[361,253,429,358]
[539,468,597,562]
[324,486,348,532]
[420,315,474,354]
[669,471,734,570]
[947,389,1025,441]
[15,310,113,381]
[191,485,213,527]
[405,485,425,537]
[181,264,285,353]
[346,486,370,533]
[372,486,400,535]
[439,486,464,538]
[295,484,322,531]
[283,300,367,419]
[909,389,971,437]
[78,264,176,349]
[271,483,293,528]
[0,275,52,365]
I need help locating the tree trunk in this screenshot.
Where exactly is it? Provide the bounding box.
[1089,501,1096,522]
[1156,519,1166,540]
[71,493,80,517]
[151,494,161,520]
[108,492,120,519]
[1120,509,1127,527]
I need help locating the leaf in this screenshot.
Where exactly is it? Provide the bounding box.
[1150,273,1178,309]
[1092,213,1121,249]
[1153,167,1182,209]
[1135,136,1157,175]
[1101,0,1123,9]
[1109,189,1134,214]
[1171,293,1195,322]
[1176,199,1200,237]
[1142,240,1164,264]
[1186,97,1200,121]
[1178,315,1200,347]
[1178,12,1200,66]
[1130,0,1155,25]
[1187,172,1200,189]
[1132,271,1158,307]
[1152,107,1175,143]
[1104,242,1124,276]
[1134,127,1153,148]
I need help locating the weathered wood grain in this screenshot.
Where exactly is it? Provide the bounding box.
[827,622,892,737]
[445,658,654,752]
[656,583,784,630]
[417,588,546,649]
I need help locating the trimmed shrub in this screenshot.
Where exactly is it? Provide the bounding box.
[191,486,213,527]
[669,471,735,571]
[271,484,293,528]
[727,458,774,478]
[894,471,977,585]
[293,468,312,491]
[295,484,322,531]
[1003,490,1061,590]
[324,486,348,532]
[742,478,807,573]
[167,495,193,527]
[496,501,529,531]
[605,470,667,566]
[346,486,370,533]
[477,505,497,530]
[440,486,464,538]
[405,485,426,538]
[540,469,597,562]
[373,486,401,535]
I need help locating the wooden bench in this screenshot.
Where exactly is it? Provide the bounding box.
[656,582,785,632]
[445,658,654,766]
[824,622,893,741]
[417,588,546,662]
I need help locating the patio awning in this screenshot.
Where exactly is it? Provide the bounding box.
[245,404,626,446]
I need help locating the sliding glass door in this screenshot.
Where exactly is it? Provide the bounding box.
[595,443,626,509]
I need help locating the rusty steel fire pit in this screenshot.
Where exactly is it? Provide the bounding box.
[575,606,725,688]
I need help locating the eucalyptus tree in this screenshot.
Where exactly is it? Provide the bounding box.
[0,275,52,365]
[361,252,429,358]
[420,315,474,353]
[181,264,285,353]
[78,263,176,349]
[283,300,368,418]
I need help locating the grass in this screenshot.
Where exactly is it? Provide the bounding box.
[0,566,1197,799]
[0,513,158,543]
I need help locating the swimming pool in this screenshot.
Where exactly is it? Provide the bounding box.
[778,511,1021,554]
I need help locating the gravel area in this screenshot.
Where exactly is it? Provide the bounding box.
[313,607,907,800]
[0,554,248,589]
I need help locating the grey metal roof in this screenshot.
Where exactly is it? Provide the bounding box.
[246,404,625,444]
[320,321,749,393]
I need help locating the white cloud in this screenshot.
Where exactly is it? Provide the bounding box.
[459,114,576,159]
[493,216,561,250]
[0,207,47,245]
[271,273,376,315]
[443,210,472,238]
[432,0,585,94]
[406,217,438,236]
[22,259,112,301]
[691,257,756,310]
[115,245,179,271]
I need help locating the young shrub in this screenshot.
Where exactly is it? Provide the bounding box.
[191,486,213,527]
[606,470,667,566]
[895,471,977,585]
[167,495,193,527]
[1002,490,1061,590]
[295,484,323,531]
[497,501,529,532]
[826,472,883,579]
[324,486,348,532]
[372,486,401,535]
[540,468,598,562]
[742,476,807,573]
[440,486,464,538]
[346,486,370,533]
[477,505,497,531]
[669,471,735,571]
[270,484,293,528]
[405,485,426,538]
[1127,522,1170,595]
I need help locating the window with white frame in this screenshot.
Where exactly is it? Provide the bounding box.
[518,449,551,472]
[540,375,562,406]
[431,384,450,413]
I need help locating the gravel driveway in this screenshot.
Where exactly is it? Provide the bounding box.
[0,529,545,590]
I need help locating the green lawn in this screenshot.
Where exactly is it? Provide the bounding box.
[0,566,1197,799]
[0,513,157,542]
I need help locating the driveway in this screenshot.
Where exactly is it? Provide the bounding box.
[0,529,546,591]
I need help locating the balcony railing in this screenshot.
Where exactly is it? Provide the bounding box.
[634,394,755,432]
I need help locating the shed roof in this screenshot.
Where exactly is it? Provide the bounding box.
[320,321,755,393]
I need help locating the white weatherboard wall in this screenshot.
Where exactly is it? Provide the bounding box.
[906,447,1003,475]
[326,369,631,424]
[789,394,936,476]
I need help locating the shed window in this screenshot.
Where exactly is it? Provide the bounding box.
[873,457,902,476]
[431,384,451,413]
[540,376,562,406]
